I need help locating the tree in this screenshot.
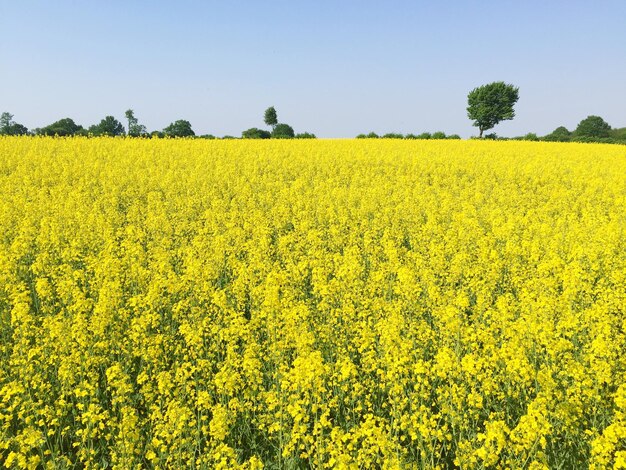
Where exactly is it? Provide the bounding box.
[467,81,519,137]
[0,112,28,135]
[89,116,125,136]
[38,118,84,136]
[163,120,195,137]
[271,123,295,139]
[125,109,147,137]
[0,112,13,133]
[295,132,316,139]
[264,106,278,129]
[543,126,571,142]
[431,131,447,139]
[574,116,611,139]
[242,127,271,139]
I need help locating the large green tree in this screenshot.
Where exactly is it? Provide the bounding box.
[574,115,611,139]
[467,82,519,137]
[163,120,195,137]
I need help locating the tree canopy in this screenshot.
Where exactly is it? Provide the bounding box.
[163,120,195,137]
[271,123,295,139]
[574,115,611,139]
[543,126,571,142]
[89,116,125,136]
[264,107,278,128]
[467,82,519,137]
[37,118,83,136]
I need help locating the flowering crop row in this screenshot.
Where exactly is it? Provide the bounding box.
[0,137,625,468]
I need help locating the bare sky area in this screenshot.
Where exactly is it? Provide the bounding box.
[2,0,625,137]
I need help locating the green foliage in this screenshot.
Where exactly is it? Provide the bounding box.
[0,112,29,135]
[38,118,84,136]
[242,128,271,139]
[447,134,461,140]
[543,126,571,142]
[431,131,447,139]
[404,134,418,139]
[264,106,278,128]
[467,81,519,137]
[163,120,195,137]
[125,109,147,137]
[382,133,404,139]
[295,132,316,139]
[355,134,367,139]
[89,116,125,136]
[610,127,626,141]
[366,132,379,139]
[198,134,216,139]
[523,132,539,141]
[575,115,611,139]
[271,123,295,139]
[417,132,431,139]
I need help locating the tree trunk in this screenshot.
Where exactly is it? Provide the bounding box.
[479,127,484,138]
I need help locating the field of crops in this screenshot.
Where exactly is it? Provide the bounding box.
[0,137,625,469]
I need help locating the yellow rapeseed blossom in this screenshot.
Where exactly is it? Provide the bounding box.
[0,136,624,468]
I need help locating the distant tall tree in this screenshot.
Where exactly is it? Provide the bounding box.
[574,115,611,139]
[89,116,125,136]
[163,120,195,137]
[264,106,278,129]
[467,82,519,137]
[125,109,147,136]
[0,112,13,132]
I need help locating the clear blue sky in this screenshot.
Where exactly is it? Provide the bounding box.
[2,0,625,138]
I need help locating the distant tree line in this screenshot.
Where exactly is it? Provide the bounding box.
[484,116,626,144]
[355,131,461,140]
[2,93,624,144]
[0,106,316,139]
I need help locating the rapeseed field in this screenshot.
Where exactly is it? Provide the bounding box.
[0,137,625,469]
